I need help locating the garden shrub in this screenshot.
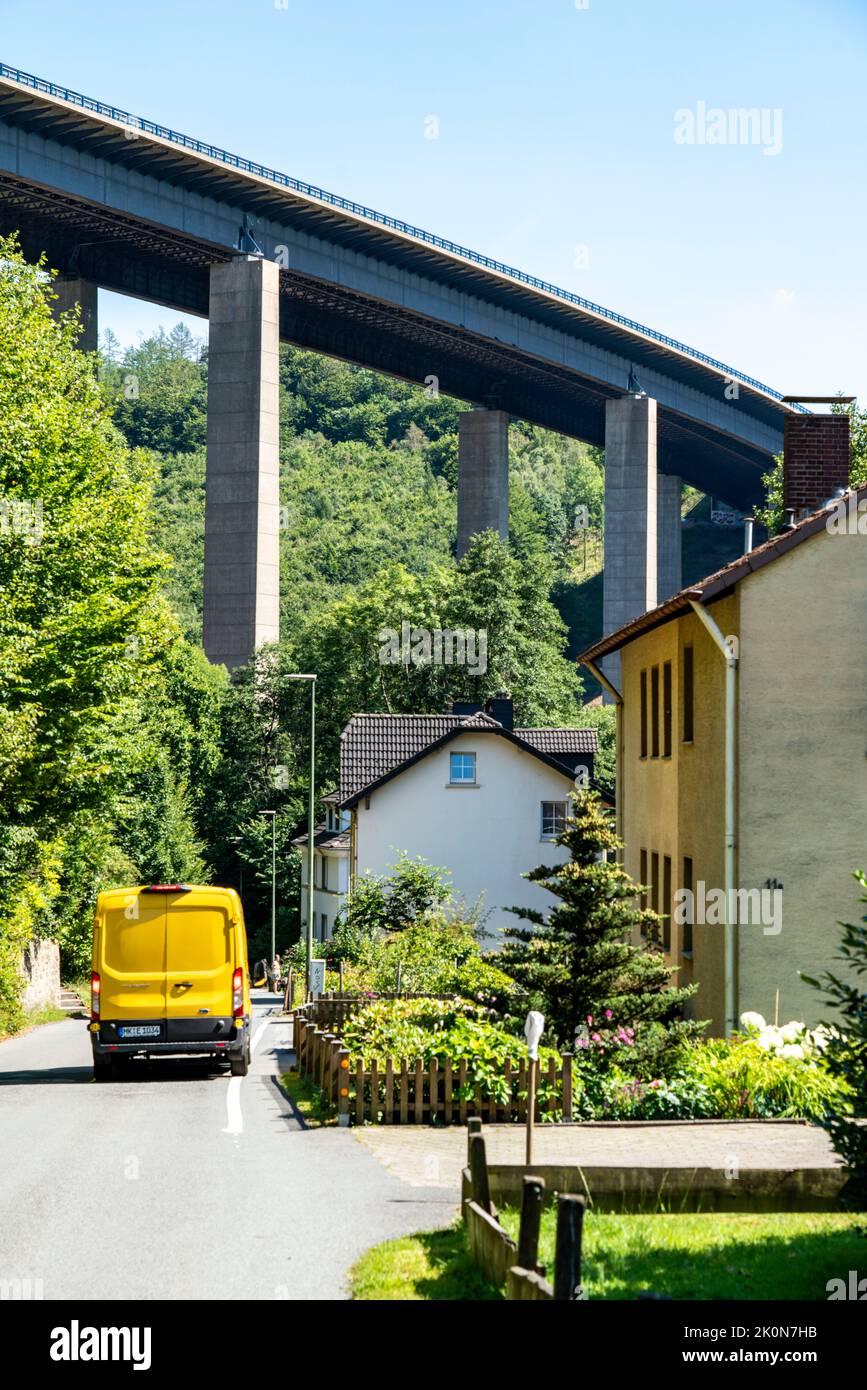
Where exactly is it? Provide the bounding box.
[340,997,564,1115]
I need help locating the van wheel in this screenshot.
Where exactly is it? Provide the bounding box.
[93,1057,115,1082]
[230,1049,249,1077]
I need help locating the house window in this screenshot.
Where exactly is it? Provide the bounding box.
[662,854,672,951]
[663,661,672,758]
[449,752,476,784]
[640,670,648,758]
[321,914,328,939]
[541,801,568,838]
[683,646,694,743]
[682,856,694,955]
[650,851,659,919]
[640,848,648,926]
[320,857,328,891]
[651,666,660,758]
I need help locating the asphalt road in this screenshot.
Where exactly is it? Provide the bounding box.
[0,992,457,1300]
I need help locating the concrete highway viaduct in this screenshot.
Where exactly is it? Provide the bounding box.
[0,65,799,675]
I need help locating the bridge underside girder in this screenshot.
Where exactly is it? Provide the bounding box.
[0,171,770,510]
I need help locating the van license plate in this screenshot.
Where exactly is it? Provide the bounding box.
[119,1025,160,1039]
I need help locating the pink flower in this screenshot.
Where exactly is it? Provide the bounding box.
[649,1079,661,1090]
[586,1015,593,1025]
[605,1009,613,1020]
[591,1033,601,1043]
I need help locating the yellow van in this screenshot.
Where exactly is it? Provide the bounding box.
[89,884,252,1081]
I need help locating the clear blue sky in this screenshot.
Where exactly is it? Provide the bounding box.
[2,0,865,402]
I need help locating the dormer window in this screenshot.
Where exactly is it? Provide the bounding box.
[449,752,476,785]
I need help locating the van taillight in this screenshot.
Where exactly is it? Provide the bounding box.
[232,967,243,1018]
[91,971,101,1019]
[146,884,191,893]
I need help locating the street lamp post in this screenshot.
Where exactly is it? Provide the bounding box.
[284,674,317,997]
[258,810,277,969]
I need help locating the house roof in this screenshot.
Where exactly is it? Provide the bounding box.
[515,728,598,755]
[579,485,867,665]
[291,825,351,852]
[338,712,600,808]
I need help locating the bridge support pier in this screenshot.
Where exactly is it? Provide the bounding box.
[52,275,98,352]
[456,408,509,557]
[203,255,281,671]
[657,472,683,602]
[601,394,658,693]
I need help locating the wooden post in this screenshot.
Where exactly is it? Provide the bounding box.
[399,1058,409,1124]
[468,1132,491,1215]
[562,1053,573,1122]
[370,1058,379,1123]
[517,1175,546,1273]
[337,1047,351,1126]
[526,1057,537,1165]
[467,1115,482,1163]
[429,1057,439,1125]
[414,1057,424,1123]
[283,969,293,1013]
[553,1194,586,1301]
[355,1059,365,1125]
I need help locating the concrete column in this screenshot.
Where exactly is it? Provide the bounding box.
[52,276,98,352]
[456,408,509,556]
[657,472,683,602]
[203,255,280,670]
[601,394,658,692]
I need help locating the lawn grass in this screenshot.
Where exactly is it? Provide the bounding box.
[351,1224,501,1301]
[351,1210,867,1301]
[278,1067,336,1127]
[498,1208,867,1301]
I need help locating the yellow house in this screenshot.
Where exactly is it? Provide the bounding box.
[581,488,867,1036]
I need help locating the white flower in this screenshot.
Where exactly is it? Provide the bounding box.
[739,1011,766,1032]
[780,1021,804,1043]
[779,1043,805,1060]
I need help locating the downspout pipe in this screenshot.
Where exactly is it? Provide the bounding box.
[583,660,624,845]
[687,595,738,1037]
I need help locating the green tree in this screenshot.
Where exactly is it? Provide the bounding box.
[803,872,867,1204]
[499,789,702,1066]
[101,325,207,454]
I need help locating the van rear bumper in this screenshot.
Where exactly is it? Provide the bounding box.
[93,1016,249,1058]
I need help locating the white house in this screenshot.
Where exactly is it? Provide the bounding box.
[295,696,602,944]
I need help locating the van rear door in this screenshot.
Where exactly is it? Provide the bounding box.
[164,889,235,1022]
[97,890,167,1020]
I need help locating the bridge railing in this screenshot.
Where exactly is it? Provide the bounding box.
[0,61,808,411]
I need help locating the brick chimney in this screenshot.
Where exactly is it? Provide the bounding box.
[783,410,850,520]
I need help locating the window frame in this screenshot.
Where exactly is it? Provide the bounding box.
[683,645,694,743]
[449,751,477,785]
[663,661,672,758]
[682,856,694,955]
[651,666,660,758]
[541,800,568,839]
[640,669,648,758]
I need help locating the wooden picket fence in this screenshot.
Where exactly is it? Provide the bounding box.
[291,1003,574,1125]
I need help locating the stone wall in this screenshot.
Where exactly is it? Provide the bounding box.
[20,938,60,1012]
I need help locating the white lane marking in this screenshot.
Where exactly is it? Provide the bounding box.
[221,1016,280,1136]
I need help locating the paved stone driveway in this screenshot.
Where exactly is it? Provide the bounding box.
[353,1121,841,1191]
